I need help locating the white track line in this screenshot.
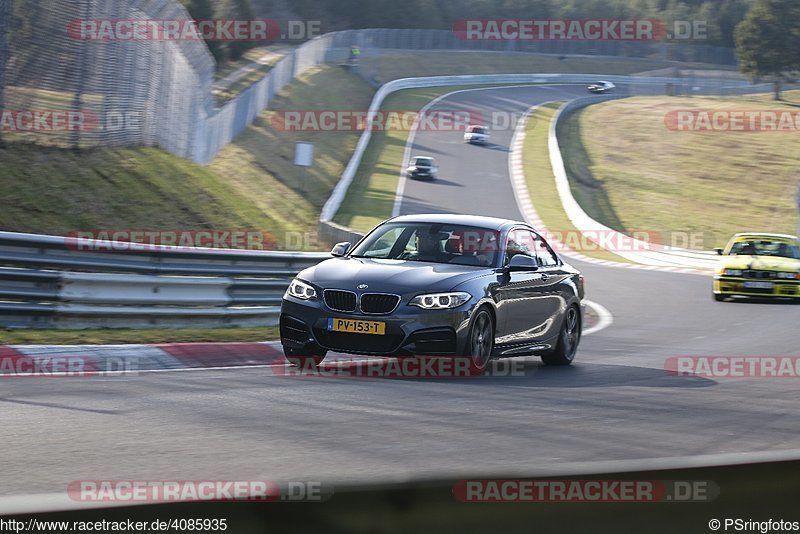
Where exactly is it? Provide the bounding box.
[507,101,712,277]
[583,299,613,336]
[392,84,574,217]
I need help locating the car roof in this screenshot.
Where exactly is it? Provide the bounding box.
[388,213,528,232]
[731,233,798,241]
[412,155,434,161]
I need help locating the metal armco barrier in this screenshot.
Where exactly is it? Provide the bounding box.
[0,232,329,330]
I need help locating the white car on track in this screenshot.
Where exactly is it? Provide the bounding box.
[463,125,490,145]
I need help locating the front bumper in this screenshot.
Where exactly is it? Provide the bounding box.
[464,136,487,144]
[280,297,474,356]
[713,276,800,298]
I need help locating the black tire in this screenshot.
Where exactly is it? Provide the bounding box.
[542,305,581,366]
[462,308,494,375]
[283,346,327,368]
[713,293,725,302]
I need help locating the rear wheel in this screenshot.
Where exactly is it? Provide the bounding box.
[542,305,581,366]
[462,308,494,375]
[283,346,327,368]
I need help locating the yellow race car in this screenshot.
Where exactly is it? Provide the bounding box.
[713,233,800,301]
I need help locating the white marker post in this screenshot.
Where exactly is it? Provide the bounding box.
[294,142,314,193]
[796,180,800,238]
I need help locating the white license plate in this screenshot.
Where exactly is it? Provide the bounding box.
[743,281,773,289]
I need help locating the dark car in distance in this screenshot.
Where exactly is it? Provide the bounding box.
[280,214,584,373]
[405,156,438,180]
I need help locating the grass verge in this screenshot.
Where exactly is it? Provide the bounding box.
[0,65,373,250]
[521,103,632,263]
[558,91,800,249]
[0,327,279,345]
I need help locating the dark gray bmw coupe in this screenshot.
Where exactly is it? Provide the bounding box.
[280,214,585,373]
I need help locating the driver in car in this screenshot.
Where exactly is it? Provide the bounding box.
[413,232,442,262]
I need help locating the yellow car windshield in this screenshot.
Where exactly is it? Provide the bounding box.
[728,239,800,259]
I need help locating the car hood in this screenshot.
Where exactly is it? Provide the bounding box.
[717,255,800,271]
[298,257,491,294]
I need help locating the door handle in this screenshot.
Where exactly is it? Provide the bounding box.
[540,273,550,281]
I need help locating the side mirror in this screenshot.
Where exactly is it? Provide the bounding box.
[331,242,351,257]
[506,254,539,272]
[714,247,724,256]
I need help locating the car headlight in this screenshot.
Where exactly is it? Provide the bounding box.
[286,279,317,300]
[723,268,743,277]
[777,271,799,279]
[409,292,471,310]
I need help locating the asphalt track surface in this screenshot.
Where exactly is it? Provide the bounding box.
[3,84,799,500]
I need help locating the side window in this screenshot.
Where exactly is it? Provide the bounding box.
[504,229,536,265]
[533,233,559,267]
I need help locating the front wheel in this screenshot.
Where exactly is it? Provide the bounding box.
[713,292,725,302]
[462,308,494,375]
[541,305,581,366]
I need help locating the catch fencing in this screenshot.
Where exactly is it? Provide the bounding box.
[0,3,738,164]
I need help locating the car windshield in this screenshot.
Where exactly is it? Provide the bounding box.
[413,158,432,167]
[728,239,800,259]
[350,222,500,266]
[474,127,487,134]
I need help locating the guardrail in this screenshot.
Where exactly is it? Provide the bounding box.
[0,232,329,330]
